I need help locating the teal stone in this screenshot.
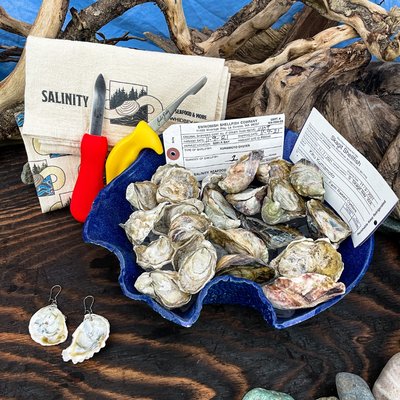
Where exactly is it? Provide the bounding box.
[242,388,295,400]
[336,372,375,400]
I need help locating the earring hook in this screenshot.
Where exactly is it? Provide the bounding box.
[83,295,95,319]
[49,285,62,305]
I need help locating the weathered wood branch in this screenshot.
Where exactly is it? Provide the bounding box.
[316,86,399,168]
[60,0,149,42]
[155,0,194,54]
[199,0,296,57]
[0,46,23,63]
[0,6,32,36]
[227,24,357,78]
[0,0,69,115]
[302,0,400,61]
[250,43,371,132]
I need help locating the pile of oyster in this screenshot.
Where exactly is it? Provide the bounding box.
[121,151,352,311]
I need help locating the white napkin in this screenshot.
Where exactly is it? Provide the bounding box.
[23,36,230,155]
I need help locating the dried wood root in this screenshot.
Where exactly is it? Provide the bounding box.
[249,43,371,132]
[302,0,400,61]
[0,0,68,115]
[316,86,399,168]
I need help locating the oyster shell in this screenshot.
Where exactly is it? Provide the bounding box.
[151,163,180,185]
[126,181,158,211]
[134,270,192,309]
[216,254,276,283]
[29,304,68,346]
[261,179,305,225]
[122,202,168,245]
[200,174,224,196]
[134,236,174,270]
[207,226,269,264]
[269,238,344,281]
[173,234,217,294]
[306,199,351,245]
[202,187,241,230]
[168,213,211,247]
[62,313,110,364]
[241,216,304,250]
[263,273,346,309]
[152,199,204,236]
[257,159,292,184]
[156,166,200,203]
[218,150,263,193]
[290,159,325,200]
[226,186,267,216]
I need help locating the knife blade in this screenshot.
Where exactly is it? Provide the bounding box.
[70,74,108,223]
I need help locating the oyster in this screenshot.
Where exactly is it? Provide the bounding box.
[173,234,217,294]
[29,304,68,346]
[122,202,168,245]
[168,213,211,247]
[126,181,158,210]
[226,186,267,216]
[151,163,179,185]
[241,216,304,250]
[218,150,263,194]
[156,166,200,203]
[270,238,344,281]
[257,159,292,184]
[200,174,224,195]
[207,226,269,264]
[216,254,276,283]
[263,273,346,309]
[153,199,204,235]
[62,313,110,364]
[306,199,351,245]
[261,179,305,225]
[134,270,192,309]
[290,159,325,200]
[202,187,241,230]
[134,236,174,270]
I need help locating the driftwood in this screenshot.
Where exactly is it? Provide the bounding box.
[0,0,68,114]
[0,0,399,217]
[316,86,399,168]
[249,44,371,131]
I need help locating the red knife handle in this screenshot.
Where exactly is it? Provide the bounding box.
[70,133,108,223]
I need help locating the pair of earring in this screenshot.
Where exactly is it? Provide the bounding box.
[28,285,110,364]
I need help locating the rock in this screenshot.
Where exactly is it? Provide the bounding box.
[242,388,295,400]
[21,162,34,185]
[316,397,339,400]
[373,352,400,400]
[336,372,375,400]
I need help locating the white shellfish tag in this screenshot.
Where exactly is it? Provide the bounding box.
[163,114,285,181]
[29,304,68,346]
[62,313,110,364]
[290,108,399,247]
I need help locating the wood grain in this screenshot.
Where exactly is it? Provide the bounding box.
[0,145,399,400]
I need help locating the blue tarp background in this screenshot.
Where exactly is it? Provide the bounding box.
[0,0,397,80]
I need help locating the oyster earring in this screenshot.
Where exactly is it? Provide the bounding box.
[29,285,68,346]
[62,295,110,364]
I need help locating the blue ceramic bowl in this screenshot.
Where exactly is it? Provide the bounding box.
[83,130,374,329]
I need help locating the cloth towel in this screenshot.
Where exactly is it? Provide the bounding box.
[23,36,230,155]
[20,36,230,212]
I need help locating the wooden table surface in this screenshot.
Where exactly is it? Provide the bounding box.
[1,145,399,400]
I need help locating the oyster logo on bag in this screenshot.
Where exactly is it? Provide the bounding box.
[105,80,158,126]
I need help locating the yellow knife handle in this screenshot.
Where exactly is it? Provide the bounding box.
[106,121,164,184]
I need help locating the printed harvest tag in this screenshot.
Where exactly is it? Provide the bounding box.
[163,114,285,181]
[290,108,399,247]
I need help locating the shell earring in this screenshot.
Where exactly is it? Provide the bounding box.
[62,295,110,364]
[29,285,68,346]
